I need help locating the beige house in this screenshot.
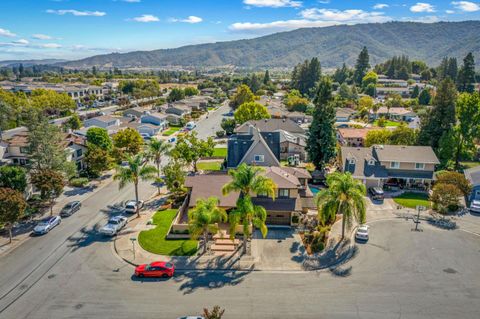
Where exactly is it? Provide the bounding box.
[340,145,439,189]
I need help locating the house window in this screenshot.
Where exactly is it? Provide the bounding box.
[254,155,264,163]
[390,162,400,169]
[278,189,290,198]
[415,163,425,170]
[76,149,83,157]
[20,147,29,154]
[257,191,268,198]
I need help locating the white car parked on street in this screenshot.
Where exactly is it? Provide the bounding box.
[355,225,369,241]
[469,199,480,213]
[124,200,144,214]
[99,216,128,236]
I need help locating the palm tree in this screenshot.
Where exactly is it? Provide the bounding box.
[188,197,227,254]
[222,163,277,254]
[145,138,171,194]
[316,172,367,240]
[114,153,158,218]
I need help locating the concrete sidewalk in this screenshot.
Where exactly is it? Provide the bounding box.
[0,171,116,256]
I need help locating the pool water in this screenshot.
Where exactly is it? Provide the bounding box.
[309,186,321,195]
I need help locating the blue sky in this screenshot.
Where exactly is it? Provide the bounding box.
[0,0,479,60]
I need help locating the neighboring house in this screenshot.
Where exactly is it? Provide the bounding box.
[165,104,191,117]
[340,145,439,189]
[376,86,411,99]
[184,167,315,226]
[464,166,480,202]
[166,114,183,126]
[64,134,87,171]
[140,112,168,130]
[277,130,307,161]
[123,107,149,119]
[336,108,356,122]
[337,128,375,147]
[235,118,305,135]
[0,141,8,165]
[3,132,30,166]
[84,115,121,129]
[371,107,417,122]
[285,112,312,124]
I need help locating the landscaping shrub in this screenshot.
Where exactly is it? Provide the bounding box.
[216,130,225,138]
[291,215,299,224]
[69,177,89,188]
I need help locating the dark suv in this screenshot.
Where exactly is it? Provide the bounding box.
[369,187,384,201]
[60,201,81,217]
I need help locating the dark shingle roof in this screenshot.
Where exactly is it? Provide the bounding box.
[373,145,439,164]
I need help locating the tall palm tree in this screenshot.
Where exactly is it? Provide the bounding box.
[316,172,367,239]
[188,197,227,254]
[114,153,157,218]
[222,163,277,254]
[145,138,171,194]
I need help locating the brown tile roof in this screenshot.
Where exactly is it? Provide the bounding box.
[338,128,374,139]
[185,173,239,208]
[6,132,29,147]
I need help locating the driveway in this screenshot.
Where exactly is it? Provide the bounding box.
[251,228,305,271]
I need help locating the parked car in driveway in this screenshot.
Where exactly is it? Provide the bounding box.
[59,201,81,217]
[355,225,369,241]
[33,216,61,235]
[469,199,480,213]
[168,137,176,143]
[124,200,144,214]
[135,261,175,278]
[368,187,384,201]
[99,215,128,236]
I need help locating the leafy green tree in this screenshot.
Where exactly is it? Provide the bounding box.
[291,58,322,97]
[168,88,185,102]
[234,102,270,124]
[188,197,227,254]
[163,160,186,197]
[333,63,350,84]
[389,124,417,145]
[65,113,82,130]
[418,88,431,105]
[316,172,366,239]
[84,143,112,177]
[0,188,26,243]
[221,118,236,135]
[86,127,112,150]
[145,138,171,194]
[184,87,199,96]
[436,171,472,197]
[170,132,216,172]
[113,153,157,218]
[418,78,457,150]
[354,47,370,85]
[284,90,310,112]
[222,163,277,254]
[411,85,420,99]
[306,77,337,170]
[362,71,378,89]
[263,70,271,85]
[431,183,462,214]
[421,69,432,81]
[457,52,476,93]
[112,128,144,158]
[229,84,256,109]
[338,84,354,100]
[248,73,261,93]
[31,169,65,215]
[365,129,392,147]
[0,166,27,193]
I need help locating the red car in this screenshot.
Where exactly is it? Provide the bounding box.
[135,261,175,278]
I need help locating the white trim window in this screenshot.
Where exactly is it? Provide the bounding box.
[254,155,264,163]
[278,189,290,198]
[368,160,375,166]
[390,161,400,169]
[415,163,425,170]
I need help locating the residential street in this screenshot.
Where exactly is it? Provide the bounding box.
[193,102,231,140]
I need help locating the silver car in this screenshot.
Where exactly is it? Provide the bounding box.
[33,216,61,235]
[355,225,369,241]
[470,200,480,213]
[124,200,144,214]
[99,216,128,236]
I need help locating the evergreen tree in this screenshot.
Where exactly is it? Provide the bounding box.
[447,57,458,81]
[411,85,420,99]
[457,52,476,93]
[418,89,431,105]
[291,58,322,96]
[263,70,271,85]
[354,47,370,85]
[418,78,457,150]
[249,73,261,93]
[306,77,337,170]
[333,63,349,84]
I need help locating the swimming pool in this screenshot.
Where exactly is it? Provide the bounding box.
[309,185,321,195]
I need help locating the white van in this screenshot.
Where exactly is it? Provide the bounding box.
[185,121,196,130]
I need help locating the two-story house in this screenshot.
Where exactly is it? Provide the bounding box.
[183,167,316,226]
[337,128,376,147]
[340,145,439,189]
[140,112,169,130]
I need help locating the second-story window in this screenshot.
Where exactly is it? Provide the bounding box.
[76,149,83,157]
[278,189,290,198]
[415,163,425,170]
[390,161,400,169]
[20,147,29,154]
[254,155,264,163]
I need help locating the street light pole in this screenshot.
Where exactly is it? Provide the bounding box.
[130,237,137,259]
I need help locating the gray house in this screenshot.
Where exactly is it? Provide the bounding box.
[165,104,191,117]
[140,112,168,130]
[465,166,480,202]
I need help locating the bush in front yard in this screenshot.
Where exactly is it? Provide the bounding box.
[69,177,89,188]
[216,130,225,138]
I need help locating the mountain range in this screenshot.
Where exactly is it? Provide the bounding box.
[47,21,480,69]
[0,59,67,68]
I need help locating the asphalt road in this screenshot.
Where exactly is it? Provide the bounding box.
[193,102,231,140]
[1,215,479,319]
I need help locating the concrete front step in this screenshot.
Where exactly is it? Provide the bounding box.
[215,239,240,245]
[211,244,236,252]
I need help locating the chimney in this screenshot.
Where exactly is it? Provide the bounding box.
[248,124,255,135]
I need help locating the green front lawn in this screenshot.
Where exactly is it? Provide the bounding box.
[138,209,198,256]
[460,161,480,170]
[197,161,223,171]
[373,120,402,127]
[393,192,431,209]
[212,147,227,157]
[162,127,181,136]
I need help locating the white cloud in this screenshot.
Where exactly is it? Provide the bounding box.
[373,4,389,9]
[32,34,53,40]
[446,9,456,14]
[46,9,106,17]
[171,16,203,23]
[452,1,480,12]
[410,3,435,13]
[13,39,29,45]
[229,19,340,32]
[243,0,302,8]
[40,43,62,48]
[300,8,390,23]
[131,14,159,22]
[0,28,16,38]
